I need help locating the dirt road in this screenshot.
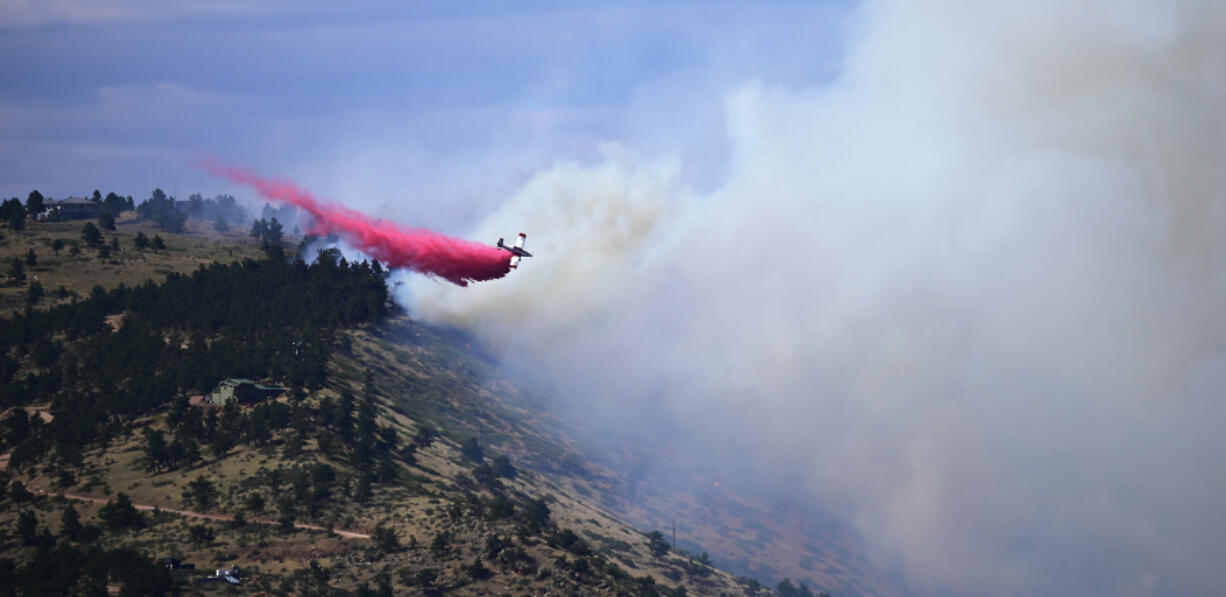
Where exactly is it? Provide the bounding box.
[29,488,371,540]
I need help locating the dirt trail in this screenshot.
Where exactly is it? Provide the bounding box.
[29,488,370,540]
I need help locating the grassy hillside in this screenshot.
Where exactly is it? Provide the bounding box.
[0,213,265,314]
[0,210,786,596]
[345,316,899,597]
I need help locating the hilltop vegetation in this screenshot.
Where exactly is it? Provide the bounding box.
[0,189,797,595]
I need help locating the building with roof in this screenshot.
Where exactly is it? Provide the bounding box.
[205,378,285,406]
[51,197,100,220]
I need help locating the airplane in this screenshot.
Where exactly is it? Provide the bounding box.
[496,233,532,268]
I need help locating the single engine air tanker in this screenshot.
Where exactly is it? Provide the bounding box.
[496,233,532,268]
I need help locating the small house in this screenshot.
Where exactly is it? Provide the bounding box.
[205,378,285,406]
[51,197,100,220]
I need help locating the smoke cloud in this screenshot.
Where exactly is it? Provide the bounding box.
[206,164,512,286]
[403,1,1226,596]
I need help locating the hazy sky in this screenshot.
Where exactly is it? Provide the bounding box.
[406,2,1226,596]
[0,0,847,231]
[8,2,1226,596]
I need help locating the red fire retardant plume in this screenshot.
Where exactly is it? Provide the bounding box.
[206,164,511,286]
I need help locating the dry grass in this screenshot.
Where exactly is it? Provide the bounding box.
[0,220,773,595]
[0,213,268,314]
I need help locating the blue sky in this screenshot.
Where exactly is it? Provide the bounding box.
[0,0,848,231]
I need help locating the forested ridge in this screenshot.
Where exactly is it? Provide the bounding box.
[0,249,388,472]
[0,246,397,595]
[0,190,787,596]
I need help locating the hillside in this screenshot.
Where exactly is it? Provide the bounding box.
[0,211,265,315]
[343,320,898,597]
[0,206,804,596]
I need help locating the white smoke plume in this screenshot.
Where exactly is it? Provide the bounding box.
[408,2,1226,595]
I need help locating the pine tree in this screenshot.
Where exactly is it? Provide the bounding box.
[9,258,25,283]
[4,198,25,230]
[16,511,37,545]
[25,281,44,306]
[25,190,45,217]
[183,476,218,511]
[98,210,116,231]
[143,428,168,473]
[60,504,83,540]
[80,222,103,247]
